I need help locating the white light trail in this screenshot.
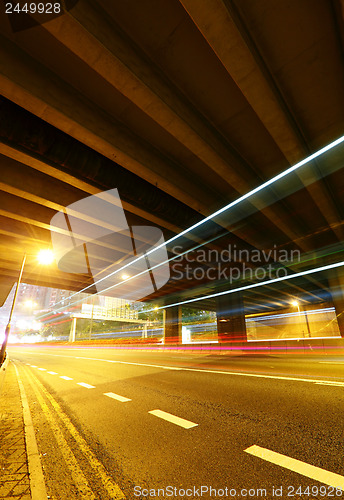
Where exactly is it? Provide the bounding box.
[73,134,344,295]
[150,260,344,311]
[38,134,344,317]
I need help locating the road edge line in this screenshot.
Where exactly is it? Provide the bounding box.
[13,362,48,500]
[26,366,126,500]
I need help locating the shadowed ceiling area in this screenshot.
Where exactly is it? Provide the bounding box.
[0,0,343,312]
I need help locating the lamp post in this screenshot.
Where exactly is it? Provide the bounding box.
[0,249,54,366]
[0,254,27,365]
[88,295,95,341]
[291,300,304,338]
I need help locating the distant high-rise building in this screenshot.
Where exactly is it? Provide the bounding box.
[0,283,138,333]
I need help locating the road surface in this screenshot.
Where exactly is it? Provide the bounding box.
[8,345,344,499]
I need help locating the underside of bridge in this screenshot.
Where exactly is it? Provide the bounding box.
[0,0,344,343]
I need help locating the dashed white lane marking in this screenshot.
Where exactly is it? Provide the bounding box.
[77,383,96,389]
[245,445,344,489]
[47,371,58,375]
[38,368,46,371]
[104,392,131,403]
[18,352,344,386]
[320,362,344,364]
[60,376,73,380]
[149,409,198,429]
[31,365,37,368]
[315,381,344,386]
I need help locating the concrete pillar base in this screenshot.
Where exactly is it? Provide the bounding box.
[163,306,182,344]
[216,293,247,342]
[69,316,77,342]
[329,271,344,338]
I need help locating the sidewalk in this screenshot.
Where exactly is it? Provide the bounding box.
[0,361,31,499]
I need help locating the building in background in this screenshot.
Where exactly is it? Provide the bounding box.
[0,283,138,339]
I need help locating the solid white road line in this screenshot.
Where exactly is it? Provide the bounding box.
[112,360,184,371]
[60,376,73,380]
[104,392,131,402]
[19,352,344,387]
[47,371,58,375]
[77,382,96,389]
[149,409,198,429]
[245,445,344,489]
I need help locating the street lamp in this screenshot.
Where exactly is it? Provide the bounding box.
[23,299,38,310]
[291,300,304,338]
[37,249,55,265]
[0,250,54,365]
[291,300,300,312]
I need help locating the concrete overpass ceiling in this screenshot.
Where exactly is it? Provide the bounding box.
[0,0,343,311]
[231,0,344,142]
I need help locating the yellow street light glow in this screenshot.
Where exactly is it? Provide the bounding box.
[154,306,159,310]
[24,299,37,309]
[121,273,130,280]
[291,301,299,307]
[37,249,54,265]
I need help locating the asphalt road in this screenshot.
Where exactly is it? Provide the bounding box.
[7,346,344,500]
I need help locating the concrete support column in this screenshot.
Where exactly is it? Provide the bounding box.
[142,323,148,339]
[163,306,182,344]
[216,293,247,343]
[69,316,77,342]
[329,272,344,338]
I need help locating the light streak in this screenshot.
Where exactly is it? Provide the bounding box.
[39,134,344,317]
[38,235,223,318]
[248,336,342,342]
[148,260,344,311]
[57,134,344,299]
[41,259,344,320]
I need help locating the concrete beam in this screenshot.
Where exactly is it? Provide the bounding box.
[41,0,322,252]
[0,5,336,300]
[0,35,215,214]
[180,0,344,242]
[0,145,184,236]
[0,25,319,253]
